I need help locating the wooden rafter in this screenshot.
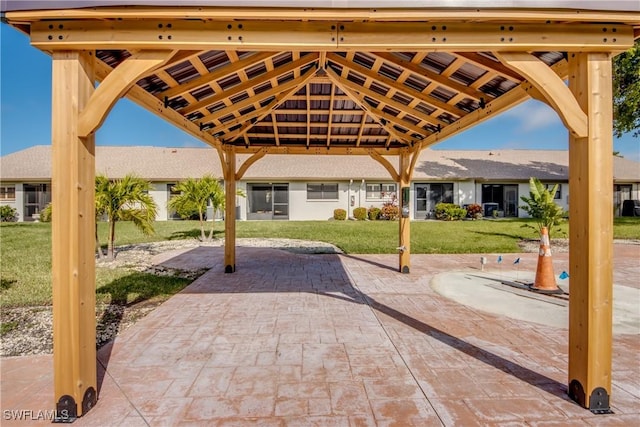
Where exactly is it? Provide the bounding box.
[272,113,280,146]
[200,68,313,125]
[371,52,487,101]
[227,67,318,142]
[355,112,367,147]
[326,83,336,147]
[331,65,446,128]
[181,52,319,114]
[326,53,466,118]
[160,51,278,100]
[325,67,414,146]
[454,52,524,82]
[305,84,311,148]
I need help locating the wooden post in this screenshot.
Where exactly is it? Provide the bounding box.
[567,52,614,413]
[51,51,97,421]
[398,152,411,273]
[224,147,237,273]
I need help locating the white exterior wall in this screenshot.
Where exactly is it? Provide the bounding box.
[235,181,247,221]
[517,182,569,218]
[289,181,351,220]
[151,182,170,221]
[456,181,476,206]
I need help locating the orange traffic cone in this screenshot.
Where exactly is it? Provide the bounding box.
[532,226,561,293]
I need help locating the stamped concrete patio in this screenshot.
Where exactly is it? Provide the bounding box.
[2,244,639,426]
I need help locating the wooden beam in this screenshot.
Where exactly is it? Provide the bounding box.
[567,52,614,413]
[78,50,175,137]
[369,151,399,182]
[230,145,404,155]
[337,22,634,51]
[398,152,411,273]
[31,20,340,50]
[422,60,568,147]
[224,147,236,273]
[235,148,267,180]
[31,20,634,51]
[495,51,588,137]
[180,52,319,114]
[51,51,97,421]
[93,58,221,150]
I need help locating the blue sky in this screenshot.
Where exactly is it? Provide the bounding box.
[1,24,638,161]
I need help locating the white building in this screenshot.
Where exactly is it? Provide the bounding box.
[1,145,639,222]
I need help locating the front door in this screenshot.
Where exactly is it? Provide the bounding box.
[415,184,429,218]
[247,183,289,220]
[504,185,519,217]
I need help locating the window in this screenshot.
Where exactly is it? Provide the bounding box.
[0,186,15,201]
[545,184,562,200]
[307,183,339,200]
[366,183,396,200]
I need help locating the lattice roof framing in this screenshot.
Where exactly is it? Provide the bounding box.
[3,3,639,157]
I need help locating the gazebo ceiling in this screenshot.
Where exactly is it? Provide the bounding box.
[3,5,639,156]
[96,48,562,151]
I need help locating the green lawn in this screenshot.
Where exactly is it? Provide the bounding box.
[1,218,638,308]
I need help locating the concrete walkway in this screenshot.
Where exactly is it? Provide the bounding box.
[2,245,639,426]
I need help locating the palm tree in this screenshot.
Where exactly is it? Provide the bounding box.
[520,177,565,240]
[168,175,224,241]
[95,174,157,260]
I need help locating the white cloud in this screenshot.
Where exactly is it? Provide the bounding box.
[504,100,562,132]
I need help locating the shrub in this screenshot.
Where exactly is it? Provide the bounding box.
[40,203,52,222]
[353,207,367,220]
[435,203,467,221]
[466,203,482,219]
[368,207,381,220]
[333,208,347,220]
[380,203,399,220]
[0,205,18,222]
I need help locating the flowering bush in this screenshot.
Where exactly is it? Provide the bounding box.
[466,203,482,219]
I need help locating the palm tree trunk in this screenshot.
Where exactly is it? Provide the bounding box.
[107,219,116,260]
[95,221,104,259]
[208,210,215,240]
[199,211,206,241]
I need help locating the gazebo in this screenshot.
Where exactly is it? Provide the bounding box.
[2,0,638,421]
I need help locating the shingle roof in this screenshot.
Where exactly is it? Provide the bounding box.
[1,145,639,182]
